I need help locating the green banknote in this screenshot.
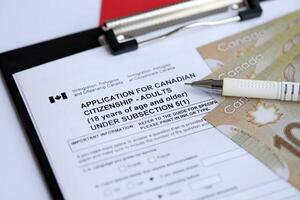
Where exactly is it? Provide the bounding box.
[202,14,300,189]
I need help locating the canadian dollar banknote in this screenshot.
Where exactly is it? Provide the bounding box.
[197,11,300,189]
[198,10,300,75]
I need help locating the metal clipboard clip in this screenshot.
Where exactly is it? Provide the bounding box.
[100,0,262,55]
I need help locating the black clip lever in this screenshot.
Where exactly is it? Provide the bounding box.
[103,30,138,55]
[239,0,263,21]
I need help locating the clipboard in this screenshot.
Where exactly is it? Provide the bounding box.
[0,27,103,199]
[0,0,264,199]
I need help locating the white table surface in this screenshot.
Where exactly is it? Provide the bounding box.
[0,1,100,199]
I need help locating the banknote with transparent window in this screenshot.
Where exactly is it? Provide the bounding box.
[197,10,300,75]
[197,10,300,189]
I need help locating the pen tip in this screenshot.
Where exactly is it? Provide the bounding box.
[185,82,192,85]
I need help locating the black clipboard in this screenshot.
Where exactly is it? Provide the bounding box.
[0,27,103,199]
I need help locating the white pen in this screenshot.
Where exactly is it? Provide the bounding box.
[185,78,300,102]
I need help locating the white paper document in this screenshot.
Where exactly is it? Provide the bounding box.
[12,1,300,199]
[13,48,299,200]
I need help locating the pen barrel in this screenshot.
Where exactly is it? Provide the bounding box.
[223,78,300,101]
[280,82,300,101]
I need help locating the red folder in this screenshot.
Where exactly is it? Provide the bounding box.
[100,0,185,25]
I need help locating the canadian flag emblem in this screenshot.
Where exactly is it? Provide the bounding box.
[48,92,68,104]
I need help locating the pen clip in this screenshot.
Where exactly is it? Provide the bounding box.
[101,0,262,55]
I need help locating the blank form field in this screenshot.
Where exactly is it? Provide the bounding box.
[255,187,300,200]
[189,175,221,191]
[201,149,247,167]
[221,180,294,200]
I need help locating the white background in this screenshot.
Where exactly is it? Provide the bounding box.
[0,1,100,199]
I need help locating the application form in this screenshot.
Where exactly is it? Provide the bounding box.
[12,1,300,199]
